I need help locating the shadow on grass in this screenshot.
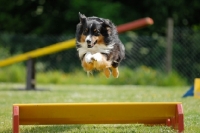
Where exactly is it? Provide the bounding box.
[18,125,139,133]
[19,125,82,133]
[4,124,176,133]
[0,88,51,91]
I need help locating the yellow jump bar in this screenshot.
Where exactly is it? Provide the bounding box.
[0,38,75,67]
[13,102,184,133]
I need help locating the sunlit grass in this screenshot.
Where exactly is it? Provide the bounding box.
[0,84,199,133]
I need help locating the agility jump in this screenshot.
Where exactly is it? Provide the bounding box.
[6,18,184,133]
[13,102,184,133]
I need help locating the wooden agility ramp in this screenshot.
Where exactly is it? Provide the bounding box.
[13,102,184,133]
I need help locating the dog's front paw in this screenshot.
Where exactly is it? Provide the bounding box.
[104,68,111,78]
[112,67,119,78]
[85,52,93,63]
[91,53,102,62]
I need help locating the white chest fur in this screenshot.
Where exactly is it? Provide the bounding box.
[77,42,114,58]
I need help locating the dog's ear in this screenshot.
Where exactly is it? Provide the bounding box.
[79,12,87,24]
[102,19,112,35]
[102,19,112,28]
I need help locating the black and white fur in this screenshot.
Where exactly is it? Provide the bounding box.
[75,12,125,78]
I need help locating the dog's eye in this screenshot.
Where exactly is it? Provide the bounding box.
[94,29,100,35]
[83,28,88,34]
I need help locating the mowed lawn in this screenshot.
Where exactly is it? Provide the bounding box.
[0,83,199,133]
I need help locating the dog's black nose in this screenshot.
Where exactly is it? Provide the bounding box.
[86,40,91,44]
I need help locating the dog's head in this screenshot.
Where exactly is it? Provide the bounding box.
[76,12,113,48]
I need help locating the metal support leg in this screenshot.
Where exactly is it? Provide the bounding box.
[26,58,36,90]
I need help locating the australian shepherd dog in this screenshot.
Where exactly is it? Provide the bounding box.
[75,12,125,78]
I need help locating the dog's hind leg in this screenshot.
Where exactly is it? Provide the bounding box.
[111,67,119,78]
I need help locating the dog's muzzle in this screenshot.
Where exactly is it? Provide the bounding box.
[87,40,92,48]
[87,40,97,48]
[86,35,97,48]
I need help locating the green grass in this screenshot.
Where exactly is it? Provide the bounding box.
[0,84,199,133]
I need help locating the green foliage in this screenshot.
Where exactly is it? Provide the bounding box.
[0,64,187,86]
[173,28,200,83]
[0,46,10,59]
[0,0,124,35]
[108,66,187,86]
[121,32,166,69]
[0,0,200,35]
[37,66,187,86]
[0,64,25,83]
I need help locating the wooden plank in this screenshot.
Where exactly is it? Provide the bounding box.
[14,102,180,125]
[0,39,75,67]
[117,17,153,33]
[13,102,184,133]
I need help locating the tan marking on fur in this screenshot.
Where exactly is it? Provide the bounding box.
[107,27,111,35]
[80,34,86,43]
[82,60,94,71]
[97,35,105,44]
[91,36,98,45]
[82,54,112,72]
[104,68,111,78]
[92,55,111,70]
[111,67,119,78]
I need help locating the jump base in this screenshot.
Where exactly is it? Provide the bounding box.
[12,102,184,133]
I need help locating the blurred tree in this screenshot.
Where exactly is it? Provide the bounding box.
[0,0,123,35]
[0,0,200,35]
[116,0,200,35]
